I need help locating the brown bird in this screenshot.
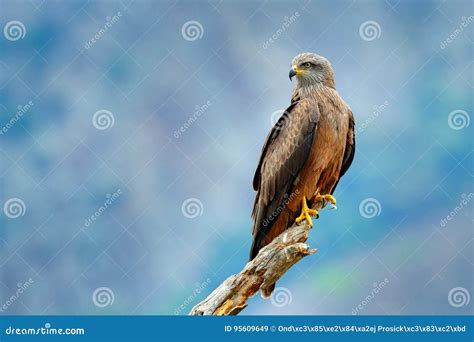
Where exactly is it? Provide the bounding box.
[250,52,355,297]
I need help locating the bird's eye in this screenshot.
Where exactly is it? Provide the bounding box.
[304,62,312,68]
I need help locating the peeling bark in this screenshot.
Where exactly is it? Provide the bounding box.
[189,221,315,316]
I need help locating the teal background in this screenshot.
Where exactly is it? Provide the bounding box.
[0,0,472,315]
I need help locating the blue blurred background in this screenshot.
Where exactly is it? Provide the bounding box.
[0,0,472,315]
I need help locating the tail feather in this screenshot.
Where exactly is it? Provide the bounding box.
[249,230,265,260]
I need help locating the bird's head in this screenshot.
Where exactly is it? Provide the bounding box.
[289,52,335,89]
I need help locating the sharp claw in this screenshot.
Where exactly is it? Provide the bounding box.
[315,193,337,211]
[295,196,317,227]
[323,194,336,205]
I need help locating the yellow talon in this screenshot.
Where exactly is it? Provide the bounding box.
[316,194,337,209]
[295,196,318,227]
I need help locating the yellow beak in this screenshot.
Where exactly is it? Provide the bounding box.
[289,65,302,80]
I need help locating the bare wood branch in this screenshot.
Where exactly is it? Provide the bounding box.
[189,220,316,316]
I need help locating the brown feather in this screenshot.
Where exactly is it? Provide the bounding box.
[250,54,356,297]
[250,98,319,260]
[251,55,356,281]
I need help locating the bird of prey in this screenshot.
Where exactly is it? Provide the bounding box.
[250,52,355,297]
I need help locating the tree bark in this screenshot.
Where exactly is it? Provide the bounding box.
[189,220,315,315]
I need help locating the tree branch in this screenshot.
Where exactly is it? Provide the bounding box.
[189,220,315,315]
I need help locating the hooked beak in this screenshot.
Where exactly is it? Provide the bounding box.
[289,65,299,81]
[289,68,297,80]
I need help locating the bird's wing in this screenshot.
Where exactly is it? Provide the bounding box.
[339,111,355,177]
[251,97,319,258]
[329,110,355,195]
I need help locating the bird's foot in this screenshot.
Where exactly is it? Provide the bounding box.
[316,194,337,210]
[295,196,318,227]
